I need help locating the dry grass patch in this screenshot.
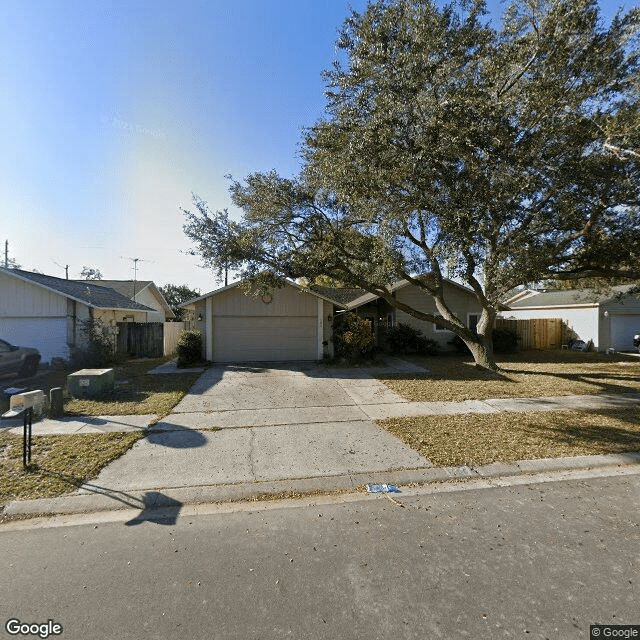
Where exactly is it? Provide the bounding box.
[0,430,144,503]
[380,407,640,467]
[379,351,640,402]
[65,359,201,417]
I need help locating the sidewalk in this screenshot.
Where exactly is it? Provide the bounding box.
[2,392,638,434]
[2,390,639,519]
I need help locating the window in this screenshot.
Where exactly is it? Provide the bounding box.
[433,315,449,332]
[468,313,481,334]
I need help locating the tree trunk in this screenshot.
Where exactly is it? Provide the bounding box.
[465,337,500,371]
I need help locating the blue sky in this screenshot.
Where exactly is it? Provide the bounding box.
[0,0,631,293]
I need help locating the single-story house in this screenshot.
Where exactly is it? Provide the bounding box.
[79,279,175,322]
[182,280,338,362]
[0,268,155,363]
[502,285,640,351]
[330,279,485,351]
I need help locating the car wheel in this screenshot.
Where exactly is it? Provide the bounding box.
[18,355,40,378]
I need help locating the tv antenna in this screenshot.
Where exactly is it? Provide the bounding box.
[52,260,71,279]
[120,256,154,301]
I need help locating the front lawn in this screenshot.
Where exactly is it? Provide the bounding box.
[379,351,640,402]
[1,358,202,419]
[0,431,144,503]
[380,407,640,467]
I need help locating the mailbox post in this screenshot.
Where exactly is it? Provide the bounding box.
[2,390,45,469]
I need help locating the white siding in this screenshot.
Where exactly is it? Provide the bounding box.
[132,286,166,322]
[0,317,68,363]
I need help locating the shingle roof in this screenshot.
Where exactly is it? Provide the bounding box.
[508,285,639,308]
[4,269,154,311]
[309,286,368,306]
[85,279,153,300]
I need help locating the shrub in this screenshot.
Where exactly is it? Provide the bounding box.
[177,330,203,367]
[449,328,521,354]
[491,327,520,353]
[332,313,375,361]
[383,323,439,356]
[70,318,118,368]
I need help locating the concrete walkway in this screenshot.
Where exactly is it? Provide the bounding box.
[2,359,640,518]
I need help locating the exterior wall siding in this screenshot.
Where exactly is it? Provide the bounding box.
[394,283,483,350]
[132,287,166,322]
[0,270,67,317]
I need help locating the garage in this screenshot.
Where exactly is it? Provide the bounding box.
[213,316,317,362]
[610,315,640,351]
[0,317,68,363]
[183,281,337,363]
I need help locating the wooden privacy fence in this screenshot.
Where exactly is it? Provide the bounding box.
[163,321,195,356]
[116,322,164,358]
[495,317,565,350]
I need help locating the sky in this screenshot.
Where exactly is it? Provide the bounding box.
[0,0,632,294]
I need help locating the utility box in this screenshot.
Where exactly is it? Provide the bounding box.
[67,368,114,398]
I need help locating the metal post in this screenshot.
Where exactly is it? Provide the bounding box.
[22,407,33,468]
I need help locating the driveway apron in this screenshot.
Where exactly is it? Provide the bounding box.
[87,363,432,492]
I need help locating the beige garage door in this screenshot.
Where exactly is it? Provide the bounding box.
[213,316,318,362]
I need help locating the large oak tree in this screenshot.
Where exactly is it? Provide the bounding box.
[184,0,640,370]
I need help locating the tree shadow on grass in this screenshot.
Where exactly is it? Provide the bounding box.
[523,407,640,453]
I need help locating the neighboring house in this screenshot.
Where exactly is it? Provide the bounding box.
[328,279,485,352]
[79,280,175,322]
[502,286,640,351]
[182,281,339,362]
[0,268,155,363]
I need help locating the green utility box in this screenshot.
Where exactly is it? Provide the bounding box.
[67,368,114,398]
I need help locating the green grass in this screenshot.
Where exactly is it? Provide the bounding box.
[0,430,144,503]
[379,350,640,402]
[380,407,640,468]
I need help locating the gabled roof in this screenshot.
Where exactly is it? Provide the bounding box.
[181,279,347,308]
[77,279,175,318]
[345,278,478,310]
[2,268,154,312]
[309,286,367,306]
[507,285,640,309]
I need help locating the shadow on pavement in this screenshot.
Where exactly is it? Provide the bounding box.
[146,425,208,448]
[124,491,182,526]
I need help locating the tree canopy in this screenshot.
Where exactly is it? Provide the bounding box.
[159,283,201,320]
[183,0,640,369]
[80,266,103,280]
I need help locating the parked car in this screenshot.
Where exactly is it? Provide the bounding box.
[0,339,41,378]
[634,333,640,353]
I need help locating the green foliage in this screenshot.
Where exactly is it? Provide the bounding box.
[176,330,203,367]
[182,0,640,371]
[71,318,118,368]
[491,328,520,354]
[80,266,102,280]
[383,323,439,356]
[450,328,520,354]
[159,283,201,320]
[332,312,375,361]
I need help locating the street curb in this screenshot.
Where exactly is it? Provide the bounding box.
[3,451,640,518]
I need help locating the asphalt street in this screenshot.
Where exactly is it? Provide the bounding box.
[2,469,639,640]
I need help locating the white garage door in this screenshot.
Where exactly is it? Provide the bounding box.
[0,318,68,363]
[213,316,317,362]
[610,316,640,351]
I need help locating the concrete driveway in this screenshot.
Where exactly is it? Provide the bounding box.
[88,362,432,492]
